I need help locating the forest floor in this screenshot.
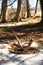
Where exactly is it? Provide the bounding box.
[0,24,43,65]
[0,17,43,54]
[0,17,43,65]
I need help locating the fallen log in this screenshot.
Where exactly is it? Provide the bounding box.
[0,22,29,27]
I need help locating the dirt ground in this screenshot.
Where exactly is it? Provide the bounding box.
[0,24,43,54]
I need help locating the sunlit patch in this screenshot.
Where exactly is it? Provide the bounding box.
[30,41,39,48]
[0,44,11,55]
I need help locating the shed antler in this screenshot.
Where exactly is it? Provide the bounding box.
[15,35,22,47]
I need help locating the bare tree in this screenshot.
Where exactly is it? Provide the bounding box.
[34,0,38,15]
[14,0,22,22]
[26,0,31,18]
[39,0,43,24]
[1,0,7,23]
[40,0,43,19]
[34,0,43,26]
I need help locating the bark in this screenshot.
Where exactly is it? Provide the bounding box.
[32,0,43,26]
[1,0,7,23]
[36,0,43,25]
[26,0,31,18]
[14,0,22,22]
[40,0,43,18]
[34,0,38,15]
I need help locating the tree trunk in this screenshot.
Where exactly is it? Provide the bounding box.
[1,0,7,23]
[37,0,43,25]
[34,0,38,15]
[26,0,31,18]
[14,0,22,22]
[40,0,43,18]
[32,0,43,26]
